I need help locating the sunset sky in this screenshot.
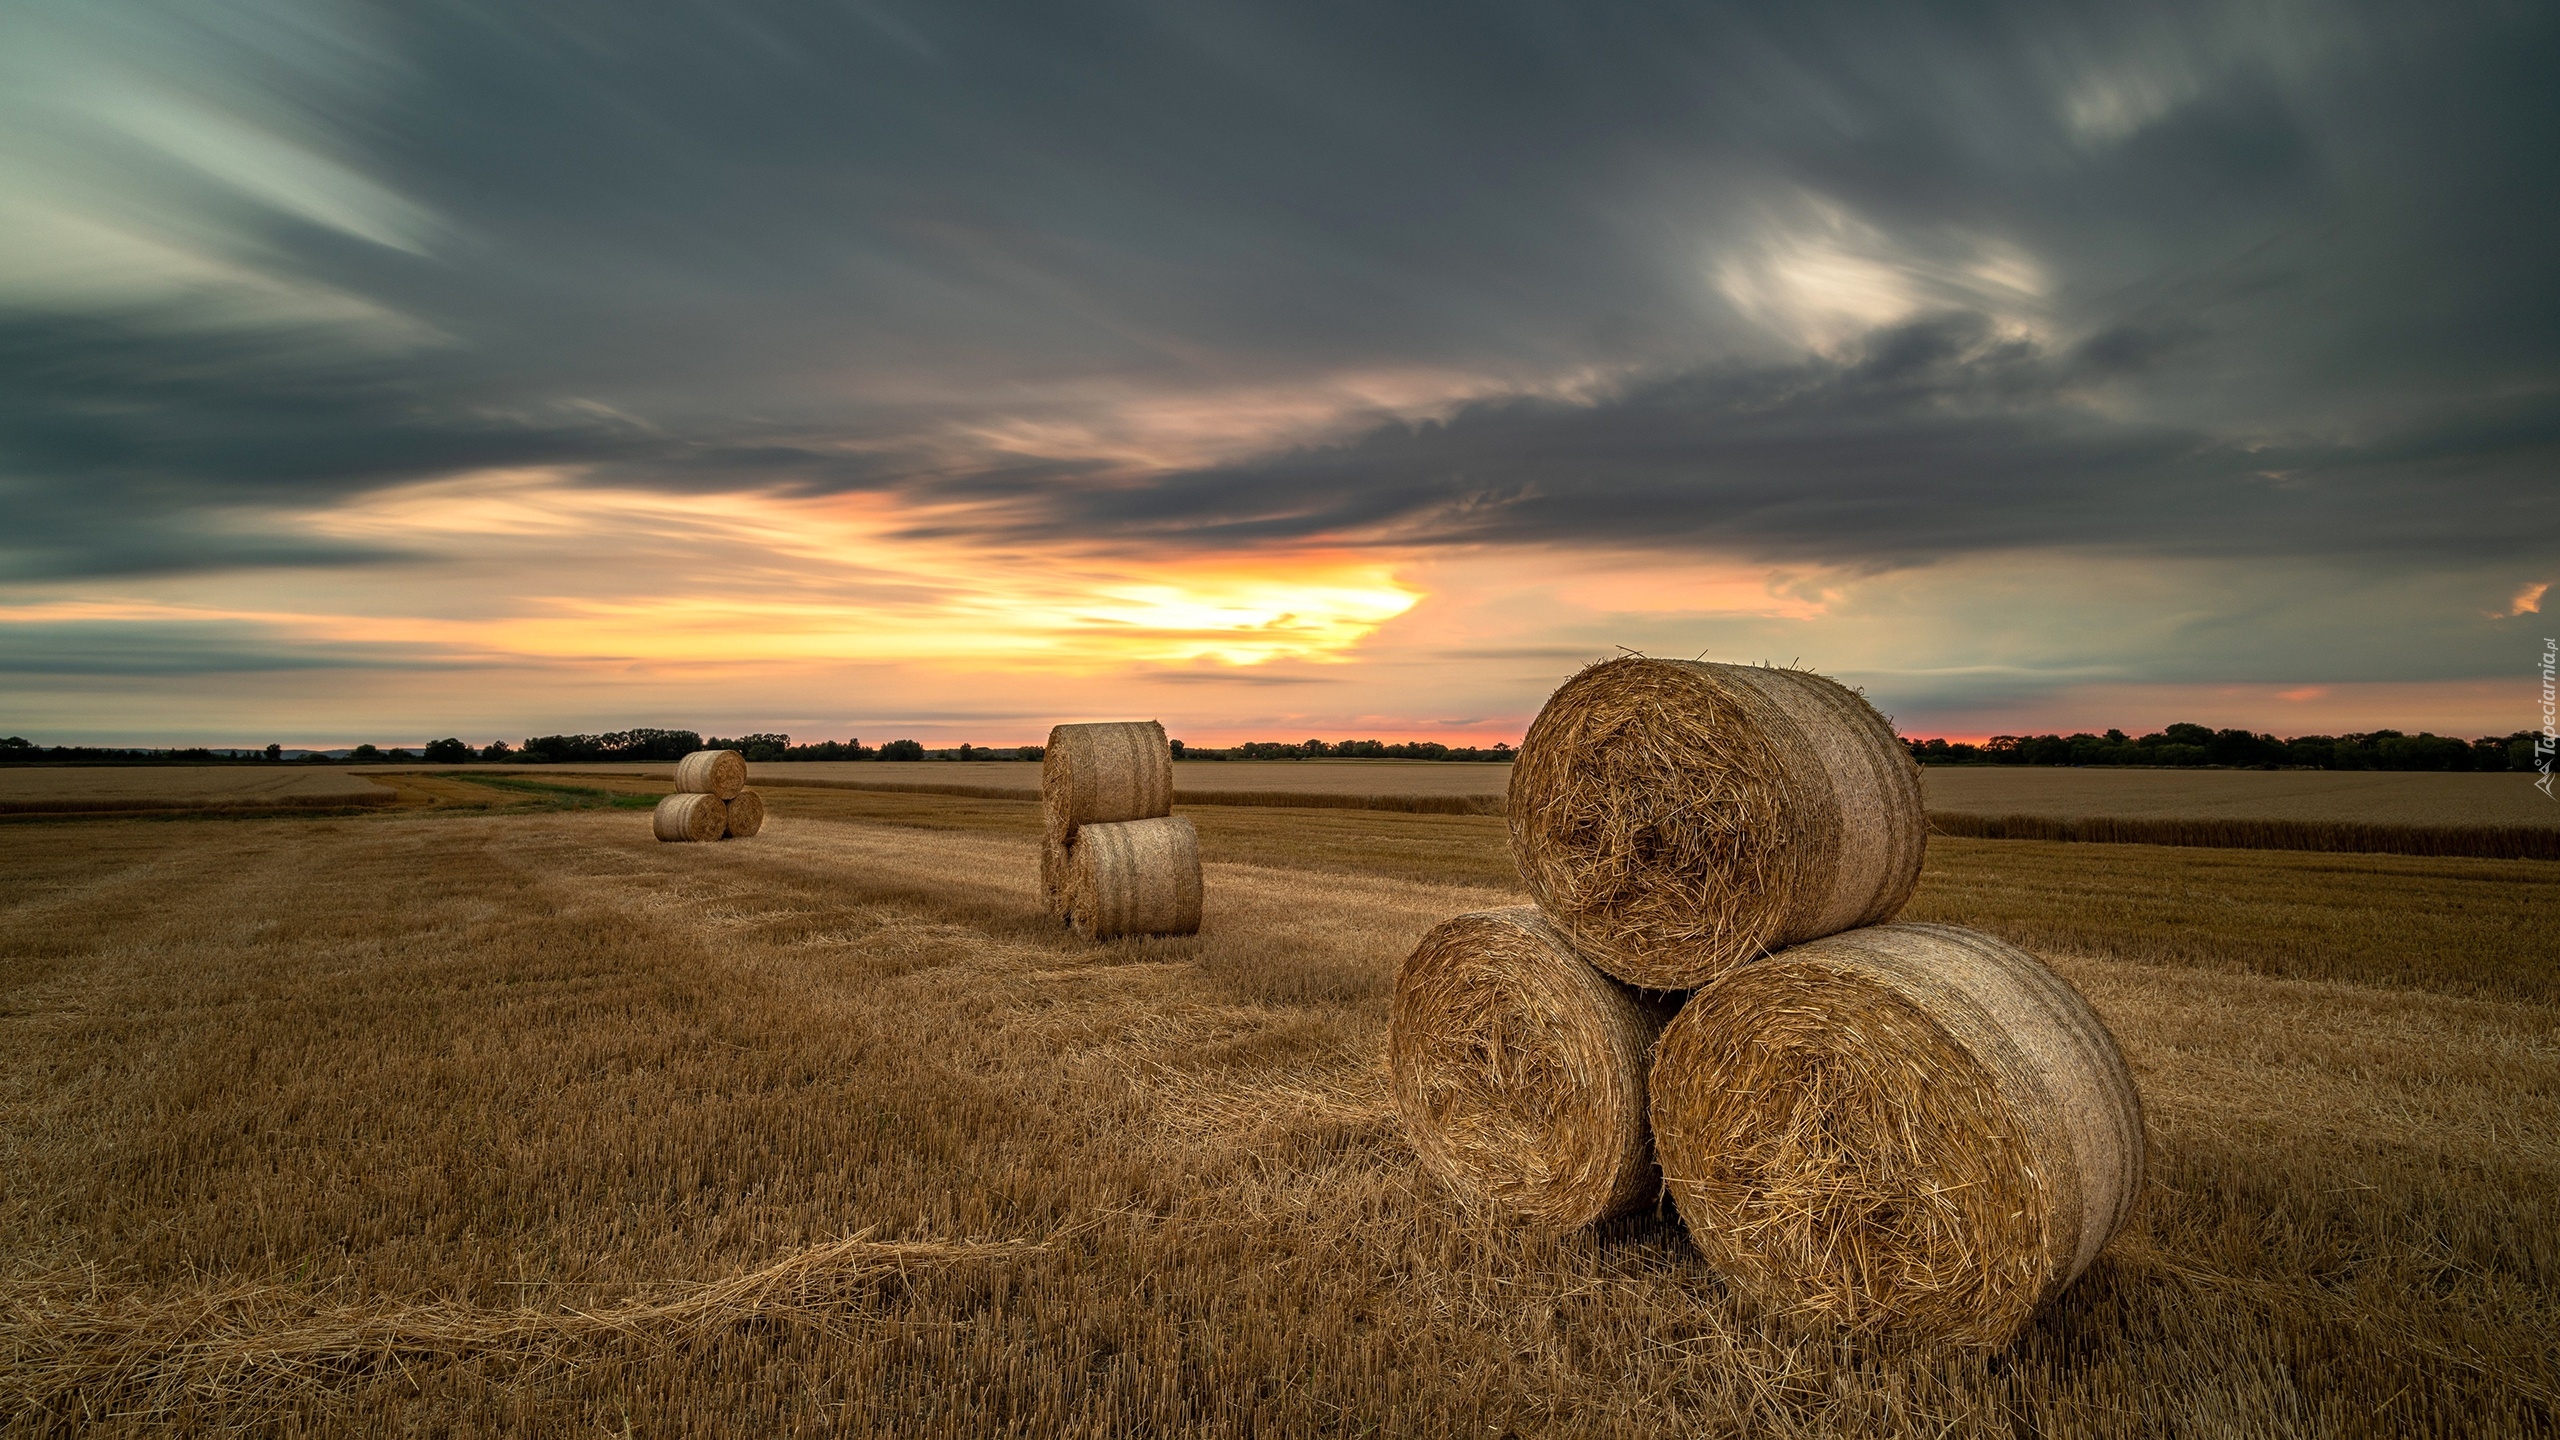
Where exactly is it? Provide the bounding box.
[3,2,2552,747]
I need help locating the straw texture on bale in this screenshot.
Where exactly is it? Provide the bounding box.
[672,749,748,800]
[651,792,728,843]
[723,789,766,839]
[1041,721,1173,845]
[1390,907,1681,1229]
[1039,837,1073,923]
[1065,816,1201,939]
[1510,657,1926,989]
[1647,923,2145,1348]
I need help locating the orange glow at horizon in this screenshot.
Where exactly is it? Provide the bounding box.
[52,469,1425,671]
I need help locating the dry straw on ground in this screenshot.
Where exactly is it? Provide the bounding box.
[1390,907,1680,1228]
[673,748,748,800]
[1039,836,1073,921]
[1509,657,1926,989]
[1066,815,1202,938]
[1041,721,1173,844]
[1647,922,2144,1348]
[5,1229,1048,1422]
[652,791,728,843]
[725,789,767,839]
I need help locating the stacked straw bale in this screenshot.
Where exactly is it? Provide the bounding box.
[652,791,727,843]
[724,788,766,838]
[1391,908,1679,1228]
[674,748,747,800]
[1065,816,1203,939]
[657,748,765,843]
[1509,657,1926,989]
[1647,924,2144,1347]
[1039,721,1198,936]
[1386,657,2143,1347]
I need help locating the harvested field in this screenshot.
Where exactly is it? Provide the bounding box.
[0,766,391,817]
[0,797,2551,1434]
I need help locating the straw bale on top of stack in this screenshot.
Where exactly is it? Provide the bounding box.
[1040,721,1198,936]
[1388,656,2144,1349]
[654,748,765,843]
[1508,658,1926,990]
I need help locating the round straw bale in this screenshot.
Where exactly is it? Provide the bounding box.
[673,749,748,799]
[1066,816,1201,938]
[723,788,766,838]
[1509,657,1925,989]
[1039,836,1073,922]
[1390,907,1681,1229]
[1042,721,1173,845]
[652,791,728,843]
[1648,923,2144,1348]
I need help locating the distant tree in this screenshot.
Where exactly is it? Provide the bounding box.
[1167,739,1184,758]
[264,743,283,761]
[879,739,925,761]
[481,739,514,762]
[424,737,471,763]
[1021,744,1045,761]
[349,744,381,761]
[383,748,416,761]
[781,738,869,760]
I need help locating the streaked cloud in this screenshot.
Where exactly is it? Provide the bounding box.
[0,0,2551,744]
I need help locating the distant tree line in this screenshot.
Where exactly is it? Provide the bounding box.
[1179,739,1517,761]
[1904,724,2545,771]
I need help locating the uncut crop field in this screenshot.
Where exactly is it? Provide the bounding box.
[1923,767,2557,827]
[2,779,2552,1435]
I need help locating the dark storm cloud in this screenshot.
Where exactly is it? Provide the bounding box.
[985,313,2560,565]
[2,0,2553,572]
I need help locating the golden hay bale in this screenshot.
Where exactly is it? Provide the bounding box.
[723,789,766,838]
[1509,657,1925,989]
[1065,816,1200,938]
[1039,836,1073,922]
[1389,907,1681,1228]
[1041,721,1173,844]
[673,749,748,799]
[652,792,728,843]
[1647,923,2145,1348]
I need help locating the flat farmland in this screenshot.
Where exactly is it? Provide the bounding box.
[1922,767,2556,827]
[0,766,389,815]
[465,759,2559,828]
[2,784,2553,1434]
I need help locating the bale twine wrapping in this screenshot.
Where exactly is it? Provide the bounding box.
[652,792,728,843]
[1039,836,1073,923]
[1041,721,1173,845]
[723,789,766,838]
[673,749,748,800]
[1066,816,1201,938]
[1509,657,1926,989]
[1647,923,2144,1348]
[1390,907,1681,1228]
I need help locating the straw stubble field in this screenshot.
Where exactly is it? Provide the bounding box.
[1,778,2554,1434]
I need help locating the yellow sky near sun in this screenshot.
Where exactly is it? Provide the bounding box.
[48,469,1428,670]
